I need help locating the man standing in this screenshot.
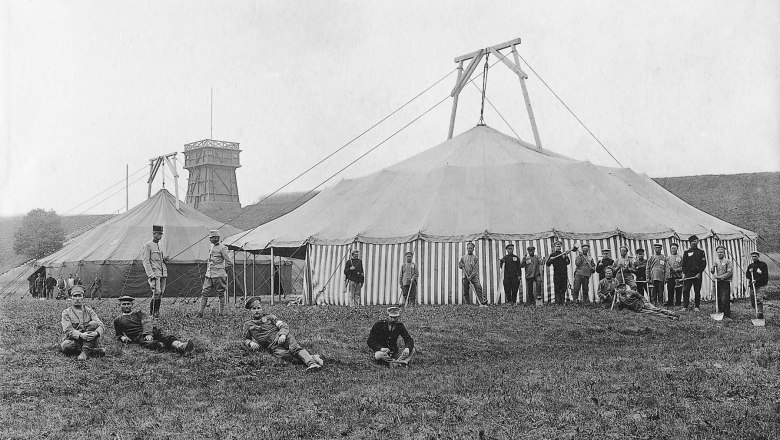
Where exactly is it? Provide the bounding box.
[60,286,106,361]
[199,230,233,317]
[459,242,487,306]
[545,241,570,305]
[520,246,543,305]
[499,244,522,304]
[66,274,75,297]
[141,225,167,318]
[343,249,365,307]
[646,243,667,306]
[45,273,57,300]
[746,251,769,320]
[243,296,323,371]
[597,267,618,307]
[611,246,636,289]
[572,244,596,303]
[34,273,44,300]
[633,249,648,300]
[367,306,415,368]
[90,273,103,300]
[665,243,683,307]
[57,275,66,300]
[681,235,707,311]
[596,249,614,281]
[114,295,194,353]
[711,245,733,319]
[398,251,419,306]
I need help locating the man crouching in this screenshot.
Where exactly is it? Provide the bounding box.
[367,306,415,368]
[114,295,194,354]
[616,283,680,320]
[60,285,106,361]
[242,297,323,372]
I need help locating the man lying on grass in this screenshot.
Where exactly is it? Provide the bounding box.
[114,295,194,354]
[615,283,680,319]
[242,297,323,372]
[60,285,106,361]
[367,306,415,368]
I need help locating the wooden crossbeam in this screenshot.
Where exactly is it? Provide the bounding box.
[450,50,485,97]
[454,38,521,62]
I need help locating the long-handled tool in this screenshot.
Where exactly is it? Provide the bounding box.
[610,268,624,310]
[749,269,765,327]
[465,275,485,307]
[708,269,723,321]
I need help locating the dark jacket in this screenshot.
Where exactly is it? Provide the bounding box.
[596,257,614,280]
[344,258,365,283]
[681,247,706,277]
[746,261,769,288]
[367,319,414,355]
[500,254,523,279]
[546,251,570,277]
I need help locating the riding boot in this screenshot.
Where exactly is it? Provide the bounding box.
[297,348,317,367]
[218,296,225,316]
[198,297,207,316]
[153,298,162,317]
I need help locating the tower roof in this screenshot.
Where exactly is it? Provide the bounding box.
[184,139,240,151]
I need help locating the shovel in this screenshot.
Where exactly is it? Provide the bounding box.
[709,271,723,321]
[750,270,765,327]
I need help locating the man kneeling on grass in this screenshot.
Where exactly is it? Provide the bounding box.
[367,306,415,368]
[242,297,323,372]
[615,283,679,320]
[60,285,106,361]
[114,296,194,354]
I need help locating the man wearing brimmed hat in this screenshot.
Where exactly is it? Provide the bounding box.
[520,245,543,305]
[646,243,667,306]
[398,251,419,306]
[60,285,106,361]
[711,245,733,319]
[141,225,168,318]
[113,295,194,354]
[546,241,571,305]
[367,306,415,368]
[665,243,683,307]
[615,282,679,319]
[680,235,707,311]
[242,297,323,371]
[198,229,233,317]
[572,243,596,303]
[499,243,522,304]
[746,251,769,320]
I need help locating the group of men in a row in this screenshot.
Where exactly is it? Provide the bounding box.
[30,272,102,300]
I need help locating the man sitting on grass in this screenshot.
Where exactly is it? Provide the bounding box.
[597,267,618,307]
[114,295,194,354]
[60,285,106,361]
[615,283,680,319]
[367,306,415,368]
[242,297,323,372]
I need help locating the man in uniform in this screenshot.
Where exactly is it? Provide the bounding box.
[45,273,57,300]
[612,245,636,289]
[66,274,75,297]
[665,243,683,307]
[243,296,323,371]
[680,235,707,311]
[459,242,487,306]
[746,251,769,320]
[114,295,194,353]
[90,273,103,300]
[596,249,614,281]
[520,245,543,305]
[60,285,106,361]
[597,267,618,307]
[615,283,679,319]
[499,244,522,304]
[572,243,596,303]
[343,249,365,307]
[646,243,667,305]
[711,245,733,319]
[199,229,233,317]
[546,241,571,305]
[632,249,648,300]
[398,251,419,306]
[367,306,415,368]
[141,225,167,318]
[56,275,66,300]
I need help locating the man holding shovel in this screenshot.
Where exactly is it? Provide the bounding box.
[746,251,769,321]
[459,242,487,306]
[681,235,707,312]
[711,245,733,319]
[398,251,419,306]
[500,243,522,304]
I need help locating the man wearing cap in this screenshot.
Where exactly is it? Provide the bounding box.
[572,244,596,303]
[343,249,365,307]
[45,273,57,300]
[520,245,543,305]
[611,246,636,289]
[459,242,487,306]
[646,243,667,306]
[367,306,415,368]
[681,235,707,311]
[545,241,571,305]
[711,245,733,319]
[242,297,323,371]
[746,251,769,320]
[597,267,618,307]
[499,243,522,304]
[632,249,648,300]
[615,283,680,319]
[113,295,193,353]
[398,251,419,306]
[596,249,614,281]
[141,225,168,318]
[60,285,106,361]
[198,230,233,317]
[665,243,683,307]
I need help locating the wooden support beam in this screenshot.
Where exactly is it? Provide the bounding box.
[512,45,542,150]
[447,60,464,140]
[451,50,484,97]
[488,47,524,77]
[454,38,521,62]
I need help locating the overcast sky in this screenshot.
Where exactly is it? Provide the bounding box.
[1,0,778,217]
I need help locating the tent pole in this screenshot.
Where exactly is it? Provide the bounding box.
[511,44,542,150]
[251,253,255,302]
[447,60,464,140]
[270,247,275,306]
[305,244,313,305]
[241,250,246,305]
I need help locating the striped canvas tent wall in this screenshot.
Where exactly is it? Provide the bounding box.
[305,235,754,305]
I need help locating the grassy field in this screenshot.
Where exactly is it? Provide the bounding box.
[1,297,779,439]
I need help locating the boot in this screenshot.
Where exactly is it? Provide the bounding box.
[153,299,162,317]
[757,304,764,320]
[91,348,106,358]
[299,349,321,371]
[197,297,207,317]
[218,296,225,316]
[311,354,324,367]
[77,348,91,361]
[173,340,194,354]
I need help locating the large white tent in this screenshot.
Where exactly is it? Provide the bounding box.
[227,126,757,305]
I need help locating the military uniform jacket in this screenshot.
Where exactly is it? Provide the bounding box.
[61,306,105,341]
[399,262,418,286]
[681,247,706,278]
[545,251,570,277]
[520,255,542,279]
[113,311,153,342]
[367,319,414,355]
[646,254,667,282]
[666,253,683,280]
[141,240,167,278]
[206,243,233,278]
[243,314,290,348]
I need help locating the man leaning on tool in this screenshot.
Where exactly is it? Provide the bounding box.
[680,235,707,312]
[746,251,769,320]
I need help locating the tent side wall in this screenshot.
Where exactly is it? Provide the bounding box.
[307,236,754,305]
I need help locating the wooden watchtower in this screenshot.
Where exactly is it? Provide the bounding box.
[183,139,242,211]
